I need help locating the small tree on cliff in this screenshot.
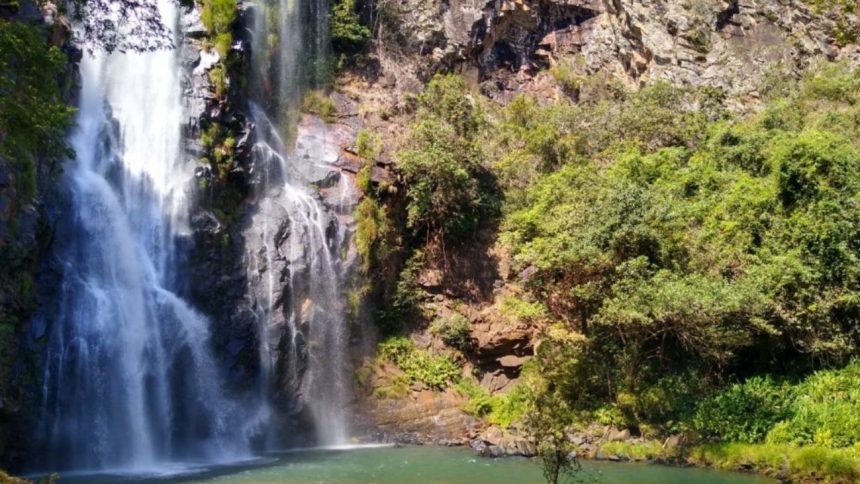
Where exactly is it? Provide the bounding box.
[397,74,499,245]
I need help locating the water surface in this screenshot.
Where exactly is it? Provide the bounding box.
[57,445,774,483]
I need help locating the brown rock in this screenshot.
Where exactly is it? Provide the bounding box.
[498,354,529,368]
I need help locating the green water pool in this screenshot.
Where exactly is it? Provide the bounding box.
[65,445,772,484]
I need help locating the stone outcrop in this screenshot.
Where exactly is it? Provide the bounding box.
[365,0,858,109]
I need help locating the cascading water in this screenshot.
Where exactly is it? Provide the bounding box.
[36,1,250,471]
[245,0,355,446]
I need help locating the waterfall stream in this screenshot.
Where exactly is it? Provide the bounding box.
[36,1,251,471]
[245,0,354,446]
[31,0,355,471]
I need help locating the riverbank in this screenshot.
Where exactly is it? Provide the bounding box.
[592,441,860,483]
[366,424,860,483]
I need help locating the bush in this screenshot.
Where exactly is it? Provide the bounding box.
[689,443,860,483]
[200,0,236,35]
[693,377,794,444]
[456,379,531,428]
[378,336,460,390]
[430,312,471,350]
[766,361,860,448]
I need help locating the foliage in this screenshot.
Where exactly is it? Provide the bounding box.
[497,66,860,435]
[807,1,858,45]
[397,74,498,242]
[430,312,471,350]
[525,375,580,484]
[548,56,584,95]
[356,129,382,193]
[377,336,460,390]
[378,251,425,334]
[499,295,549,324]
[766,361,860,448]
[689,443,860,483]
[208,64,228,97]
[200,123,235,181]
[599,440,671,461]
[374,61,860,482]
[355,197,389,273]
[301,90,337,123]
[200,0,237,37]
[0,20,74,201]
[693,377,795,444]
[456,378,531,428]
[373,375,410,399]
[330,0,370,53]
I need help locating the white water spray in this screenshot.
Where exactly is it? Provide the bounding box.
[38,1,251,471]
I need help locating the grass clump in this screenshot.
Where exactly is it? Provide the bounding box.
[549,56,583,95]
[301,90,337,123]
[599,441,671,461]
[354,197,389,273]
[689,443,860,483]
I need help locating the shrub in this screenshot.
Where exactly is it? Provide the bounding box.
[766,361,860,448]
[200,0,236,35]
[693,376,794,444]
[456,379,531,428]
[430,312,472,350]
[378,336,460,390]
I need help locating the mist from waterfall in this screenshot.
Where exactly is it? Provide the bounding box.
[246,0,354,446]
[35,0,252,471]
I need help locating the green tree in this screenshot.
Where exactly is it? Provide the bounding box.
[330,0,370,53]
[0,20,74,201]
[397,74,497,242]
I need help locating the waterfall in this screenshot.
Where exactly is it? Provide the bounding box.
[246,0,354,446]
[36,0,250,471]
